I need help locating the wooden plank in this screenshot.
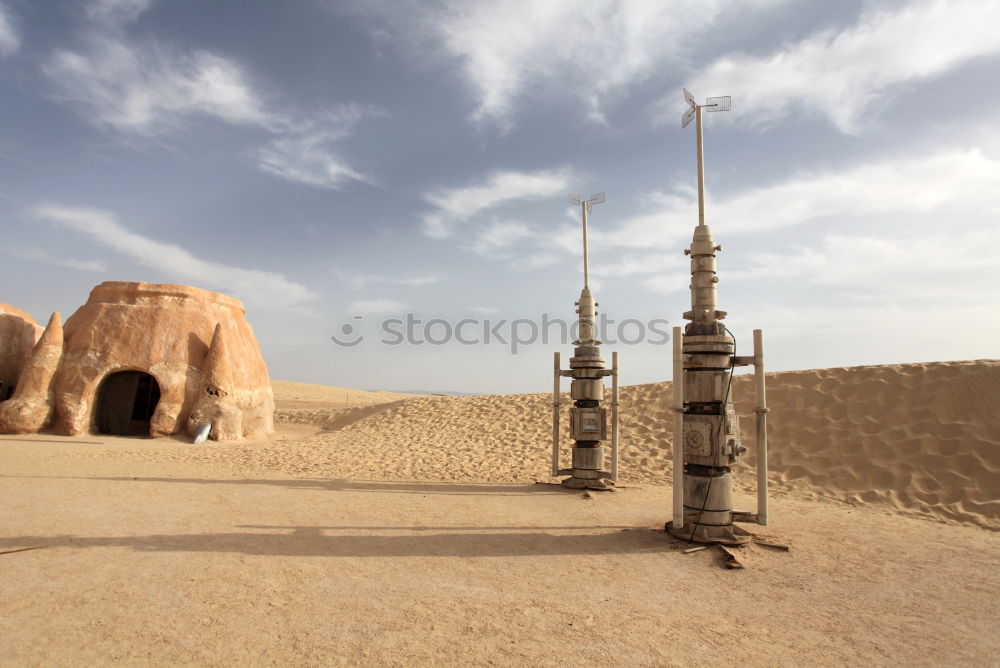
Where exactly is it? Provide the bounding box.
[753,537,790,551]
[717,544,745,569]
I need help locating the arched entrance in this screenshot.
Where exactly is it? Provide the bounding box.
[94,371,160,436]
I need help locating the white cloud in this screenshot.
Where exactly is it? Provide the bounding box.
[337,269,443,290]
[45,42,273,133]
[33,205,319,310]
[600,253,687,294]
[350,298,409,314]
[465,220,533,256]
[678,0,1000,134]
[0,1,20,56]
[589,252,682,278]
[422,148,1000,294]
[509,251,562,270]
[43,4,374,189]
[732,230,1000,301]
[640,272,689,295]
[645,227,1000,299]
[258,109,376,189]
[610,148,1000,250]
[422,167,571,237]
[355,0,774,127]
[2,246,107,273]
[86,0,153,26]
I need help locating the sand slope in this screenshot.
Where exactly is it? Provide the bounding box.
[271,360,1000,529]
[77,360,1000,531]
[270,380,417,408]
[729,360,1000,529]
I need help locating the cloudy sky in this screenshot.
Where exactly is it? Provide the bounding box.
[2,0,998,393]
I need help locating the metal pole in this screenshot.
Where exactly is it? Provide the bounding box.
[671,327,685,529]
[611,351,619,482]
[581,203,590,289]
[695,105,705,227]
[552,351,561,477]
[753,329,769,526]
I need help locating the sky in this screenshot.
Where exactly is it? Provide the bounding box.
[1,0,998,394]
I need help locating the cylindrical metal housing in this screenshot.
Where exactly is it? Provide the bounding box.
[572,445,604,471]
[576,288,598,345]
[570,378,604,401]
[682,471,734,526]
[670,469,750,545]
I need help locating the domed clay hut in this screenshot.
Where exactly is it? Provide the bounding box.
[0,303,44,401]
[0,282,274,440]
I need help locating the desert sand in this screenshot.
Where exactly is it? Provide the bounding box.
[1,360,998,665]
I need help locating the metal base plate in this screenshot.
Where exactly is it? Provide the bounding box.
[561,476,614,491]
[665,520,752,545]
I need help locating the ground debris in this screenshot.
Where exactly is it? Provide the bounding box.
[717,544,745,569]
[752,536,790,551]
[0,545,44,556]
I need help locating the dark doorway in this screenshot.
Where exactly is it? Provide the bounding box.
[94,371,161,436]
[0,380,13,401]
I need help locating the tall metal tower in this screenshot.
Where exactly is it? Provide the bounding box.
[551,193,620,490]
[667,90,771,544]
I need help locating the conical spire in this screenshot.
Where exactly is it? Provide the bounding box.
[0,312,62,433]
[201,323,233,396]
[14,312,63,398]
[36,312,62,348]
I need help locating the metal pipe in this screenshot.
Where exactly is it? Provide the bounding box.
[753,329,769,526]
[611,351,619,481]
[671,327,685,529]
[581,203,590,289]
[695,105,705,226]
[552,351,561,477]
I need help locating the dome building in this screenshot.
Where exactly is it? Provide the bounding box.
[0,282,274,441]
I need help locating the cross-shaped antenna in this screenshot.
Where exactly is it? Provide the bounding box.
[569,192,605,288]
[681,88,730,128]
[681,89,730,227]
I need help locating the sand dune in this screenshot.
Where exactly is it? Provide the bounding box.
[270,380,417,410]
[729,360,1000,529]
[270,381,418,433]
[76,359,1000,530]
[269,360,1000,529]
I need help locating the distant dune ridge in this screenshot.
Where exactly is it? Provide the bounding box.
[124,360,997,531]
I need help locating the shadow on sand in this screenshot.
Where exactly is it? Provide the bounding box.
[0,474,578,496]
[0,475,671,558]
[0,526,669,558]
